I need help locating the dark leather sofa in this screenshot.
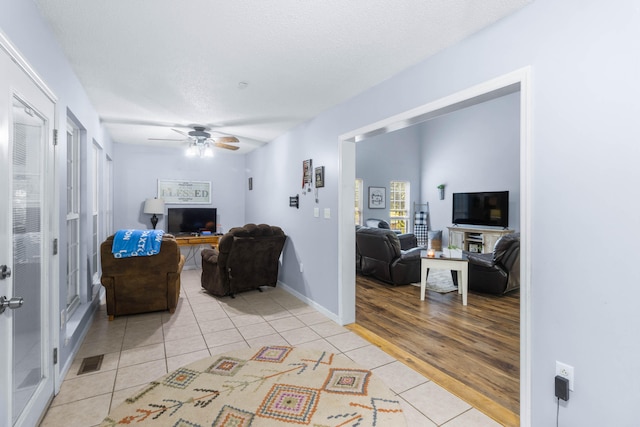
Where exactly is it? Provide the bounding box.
[201,223,286,297]
[466,232,520,294]
[355,227,424,285]
[100,233,185,320]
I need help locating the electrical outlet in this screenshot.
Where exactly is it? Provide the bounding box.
[299,263,304,273]
[555,361,575,391]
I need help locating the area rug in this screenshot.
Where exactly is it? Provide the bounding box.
[411,268,458,293]
[101,346,406,426]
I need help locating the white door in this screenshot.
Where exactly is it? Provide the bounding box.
[0,40,57,426]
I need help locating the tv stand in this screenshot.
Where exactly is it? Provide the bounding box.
[448,226,514,254]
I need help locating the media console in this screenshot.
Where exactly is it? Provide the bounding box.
[174,235,220,247]
[174,235,220,269]
[448,226,514,254]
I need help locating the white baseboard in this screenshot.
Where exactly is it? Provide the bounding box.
[276,281,341,325]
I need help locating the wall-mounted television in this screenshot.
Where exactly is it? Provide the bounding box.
[452,191,509,228]
[167,208,217,235]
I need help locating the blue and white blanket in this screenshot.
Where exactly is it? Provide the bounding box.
[112,229,164,258]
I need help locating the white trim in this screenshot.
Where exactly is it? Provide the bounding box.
[518,67,533,427]
[338,66,532,424]
[0,30,57,103]
[277,281,342,325]
[0,52,59,426]
[338,140,356,325]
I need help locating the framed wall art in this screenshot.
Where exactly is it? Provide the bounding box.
[314,166,325,188]
[368,186,386,209]
[302,159,312,191]
[158,179,211,204]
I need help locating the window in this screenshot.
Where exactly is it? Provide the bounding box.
[66,119,80,315]
[389,181,410,233]
[355,179,363,226]
[91,142,101,283]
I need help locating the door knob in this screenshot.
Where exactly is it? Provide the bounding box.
[0,296,23,314]
[0,265,10,279]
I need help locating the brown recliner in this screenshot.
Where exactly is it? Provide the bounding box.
[100,233,185,320]
[201,224,286,297]
[356,227,424,285]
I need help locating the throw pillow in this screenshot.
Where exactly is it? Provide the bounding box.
[428,230,442,251]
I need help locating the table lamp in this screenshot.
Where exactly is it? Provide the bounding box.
[143,198,165,229]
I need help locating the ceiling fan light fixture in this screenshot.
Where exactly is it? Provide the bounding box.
[186,143,198,157]
[203,143,214,158]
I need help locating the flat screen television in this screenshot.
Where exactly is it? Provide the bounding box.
[167,208,217,235]
[452,191,509,228]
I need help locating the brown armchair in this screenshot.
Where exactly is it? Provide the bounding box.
[201,224,286,297]
[100,233,185,320]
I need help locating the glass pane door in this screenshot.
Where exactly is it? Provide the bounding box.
[11,96,45,423]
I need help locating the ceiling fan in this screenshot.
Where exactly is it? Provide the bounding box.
[149,126,240,156]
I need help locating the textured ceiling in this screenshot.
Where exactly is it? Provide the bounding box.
[35,0,531,154]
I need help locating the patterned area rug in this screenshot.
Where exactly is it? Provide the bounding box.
[411,268,458,293]
[101,346,406,426]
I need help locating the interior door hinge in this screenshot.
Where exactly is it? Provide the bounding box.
[53,348,58,364]
[53,238,58,255]
[53,129,58,146]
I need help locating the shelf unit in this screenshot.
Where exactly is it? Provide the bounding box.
[448,226,514,254]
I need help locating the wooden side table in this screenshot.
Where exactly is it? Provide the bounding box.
[420,251,469,306]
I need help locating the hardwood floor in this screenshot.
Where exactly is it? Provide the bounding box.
[353,274,520,425]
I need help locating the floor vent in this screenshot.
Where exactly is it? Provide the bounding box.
[78,354,104,375]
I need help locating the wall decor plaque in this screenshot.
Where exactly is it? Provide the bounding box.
[158,179,211,204]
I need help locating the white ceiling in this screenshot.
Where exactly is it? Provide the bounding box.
[34,0,531,154]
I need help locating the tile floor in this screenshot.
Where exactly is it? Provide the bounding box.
[39,269,502,427]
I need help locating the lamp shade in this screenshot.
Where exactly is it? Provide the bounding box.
[143,198,165,215]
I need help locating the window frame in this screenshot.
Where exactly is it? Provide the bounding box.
[389,181,410,234]
[354,178,363,226]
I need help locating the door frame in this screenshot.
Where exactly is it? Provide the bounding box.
[338,67,532,424]
[0,29,59,426]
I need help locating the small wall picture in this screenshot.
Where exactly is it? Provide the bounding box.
[302,159,312,189]
[368,186,386,209]
[248,177,253,190]
[314,166,325,188]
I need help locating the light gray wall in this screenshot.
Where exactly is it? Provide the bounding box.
[113,143,246,268]
[112,143,246,232]
[246,0,640,424]
[356,125,422,227]
[421,92,520,244]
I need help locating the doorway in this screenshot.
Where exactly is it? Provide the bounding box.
[0,35,58,426]
[338,68,532,421]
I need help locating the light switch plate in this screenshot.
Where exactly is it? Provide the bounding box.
[314,207,319,217]
[324,208,331,219]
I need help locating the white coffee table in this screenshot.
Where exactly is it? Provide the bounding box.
[420,251,469,306]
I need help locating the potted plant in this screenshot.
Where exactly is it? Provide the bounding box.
[437,184,445,200]
[444,244,463,258]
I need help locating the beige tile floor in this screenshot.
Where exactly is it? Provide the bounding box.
[39,269,502,427]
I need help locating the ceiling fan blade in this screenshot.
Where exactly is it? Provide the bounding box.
[215,142,240,151]
[172,128,190,137]
[148,138,187,141]
[216,136,239,144]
